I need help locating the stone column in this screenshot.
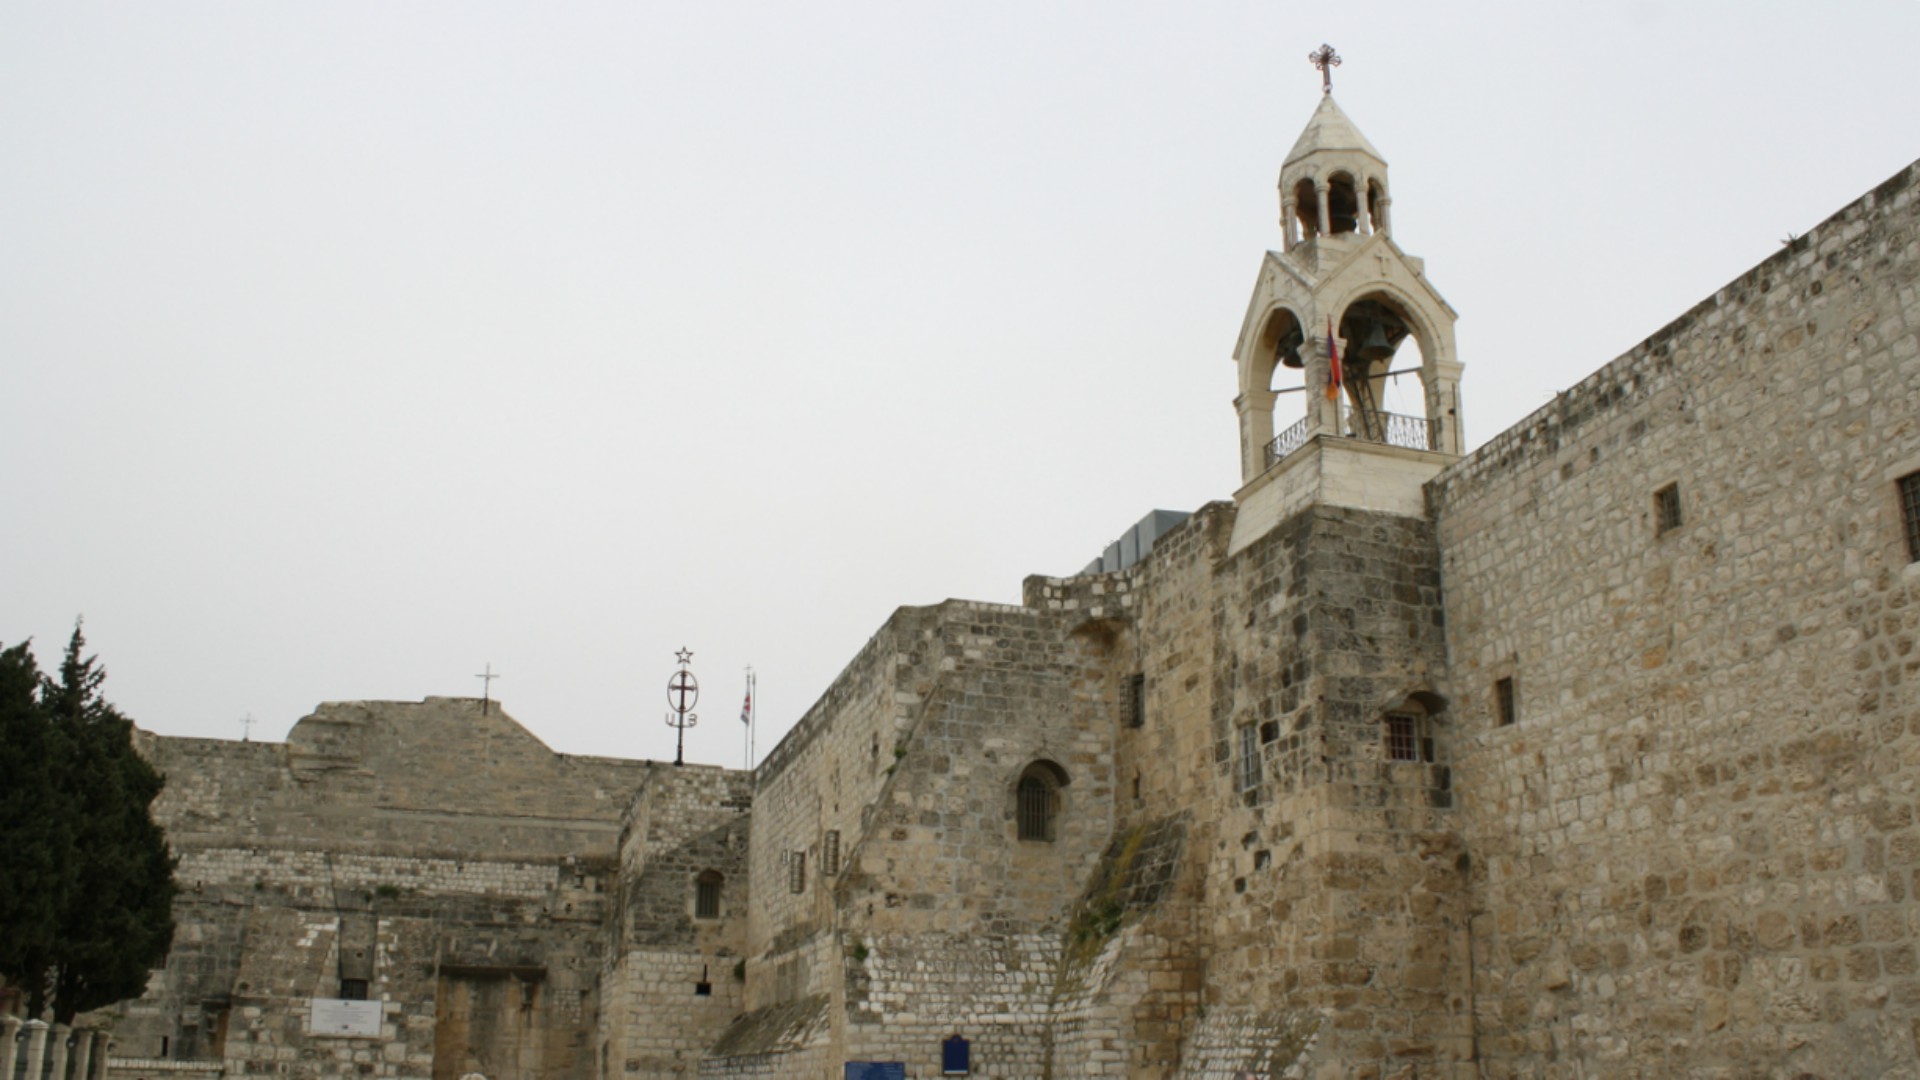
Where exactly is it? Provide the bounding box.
[1374,192,1392,235]
[86,1032,109,1080]
[2,1016,22,1080]
[1314,180,1332,238]
[23,1022,49,1080]
[48,1026,69,1080]
[1355,175,1373,234]
[1235,391,1279,482]
[1279,197,1296,251]
[1427,359,1465,454]
[67,1029,92,1080]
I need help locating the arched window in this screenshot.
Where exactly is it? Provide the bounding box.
[1014,760,1069,842]
[694,870,723,919]
[1327,173,1360,234]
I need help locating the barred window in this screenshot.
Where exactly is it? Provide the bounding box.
[1386,713,1419,762]
[1236,724,1262,791]
[1125,673,1146,728]
[788,852,806,894]
[1017,777,1052,841]
[822,830,841,877]
[1495,677,1517,727]
[338,978,368,1001]
[1654,483,1683,535]
[1015,760,1067,842]
[694,870,723,919]
[1901,471,1920,562]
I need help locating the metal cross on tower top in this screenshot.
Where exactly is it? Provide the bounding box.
[1309,43,1341,94]
[665,648,699,766]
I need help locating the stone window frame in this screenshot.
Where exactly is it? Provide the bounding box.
[1236,723,1262,792]
[1014,759,1069,842]
[1494,676,1517,727]
[694,870,724,920]
[1654,482,1684,536]
[1383,691,1446,764]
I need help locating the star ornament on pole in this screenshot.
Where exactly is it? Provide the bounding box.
[666,647,699,766]
[1309,43,1341,94]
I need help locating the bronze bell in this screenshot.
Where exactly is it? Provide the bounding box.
[1277,328,1306,369]
[1355,322,1396,363]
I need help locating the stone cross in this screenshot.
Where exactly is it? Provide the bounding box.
[1309,43,1341,94]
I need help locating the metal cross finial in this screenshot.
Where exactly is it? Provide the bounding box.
[475,662,501,715]
[1309,44,1342,94]
[665,648,700,766]
[240,713,255,742]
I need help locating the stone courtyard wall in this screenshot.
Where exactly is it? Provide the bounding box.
[106,700,650,1080]
[1432,161,1920,1077]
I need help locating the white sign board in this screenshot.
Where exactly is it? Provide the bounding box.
[308,998,383,1038]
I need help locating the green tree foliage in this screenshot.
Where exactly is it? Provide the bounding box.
[0,623,177,1023]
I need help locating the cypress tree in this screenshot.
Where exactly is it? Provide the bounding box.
[0,623,177,1022]
[0,640,74,1017]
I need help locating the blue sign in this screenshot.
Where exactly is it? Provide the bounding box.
[844,1064,906,1080]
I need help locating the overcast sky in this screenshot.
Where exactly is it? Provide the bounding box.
[4,2,1917,767]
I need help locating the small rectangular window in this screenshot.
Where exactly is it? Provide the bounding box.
[1654,483,1683,535]
[788,852,806,894]
[1495,677,1516,727]
[822,830,841,877]
[338,979,368,1001]
[695,874,722,919]
[1125,673,1146,728]
[1236,725,1261,791]
[1386,714,1419,762]
[1901,472,1920,563]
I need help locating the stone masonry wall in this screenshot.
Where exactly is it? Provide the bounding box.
[600,765,752,1079]
[1432,161,1920,1077]
[106,700,650,1080]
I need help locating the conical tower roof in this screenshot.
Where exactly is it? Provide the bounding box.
[1283,95,1385,168]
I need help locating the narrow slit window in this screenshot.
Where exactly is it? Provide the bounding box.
[1237,724,1262,791]
[1900,471,1920,562]
[822,830,841,877]
[1654,483,1683,535]
[1495,677,1517,727]
[788,852,806,894]
[1125,673,1146,728]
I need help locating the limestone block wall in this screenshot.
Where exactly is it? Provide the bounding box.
[600,766,752,1079]
[107,701,649,1080]
[1432,161,1920,1077]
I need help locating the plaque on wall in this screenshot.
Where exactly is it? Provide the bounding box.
[308,998,383,1037]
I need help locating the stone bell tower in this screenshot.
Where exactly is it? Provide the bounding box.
[1227,73,1464,553]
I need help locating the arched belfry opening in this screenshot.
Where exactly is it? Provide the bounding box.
[1337,296,1435,449]
[1327,172,1361,235]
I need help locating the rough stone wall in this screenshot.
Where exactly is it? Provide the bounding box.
[106,700,649,1080]
[600,765,752,1079]
[1432,162,1920,1076]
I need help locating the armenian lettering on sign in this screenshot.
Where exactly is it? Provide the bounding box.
[843,1064,906,1080]
[308,998,382,1037]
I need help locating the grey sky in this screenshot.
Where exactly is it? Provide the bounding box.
[4,2,1916,766]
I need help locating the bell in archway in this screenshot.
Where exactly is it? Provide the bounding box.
[1355,321,1396,363]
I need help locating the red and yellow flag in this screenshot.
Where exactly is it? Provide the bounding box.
[1325,317,1342,401]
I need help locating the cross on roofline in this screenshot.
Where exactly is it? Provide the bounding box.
[1309,43,1341,94]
